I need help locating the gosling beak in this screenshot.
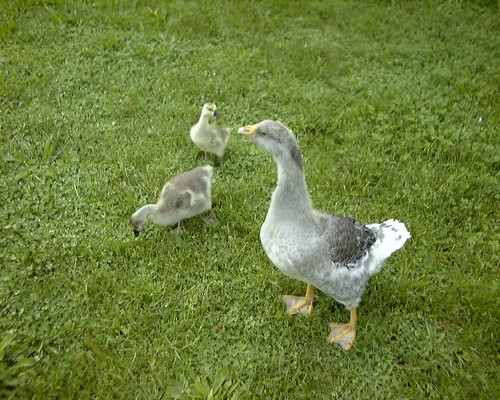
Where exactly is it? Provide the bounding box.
[214,110,221,118]
[238,124,257,139]
[133,229,140,237]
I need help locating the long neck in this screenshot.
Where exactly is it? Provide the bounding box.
[134,204,157,223]
[270,152,313,217]
[198,113,209,126]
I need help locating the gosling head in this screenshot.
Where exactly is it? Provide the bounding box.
[130,209,149,237]
[201,102,221,118]
[130,218,142,237]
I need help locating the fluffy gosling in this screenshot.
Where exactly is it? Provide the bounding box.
[130,165,215,236]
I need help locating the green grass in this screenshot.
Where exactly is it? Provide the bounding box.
[1,0,499,398]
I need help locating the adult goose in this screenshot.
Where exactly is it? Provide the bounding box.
[130,165,215,236]
[190,103,231,162]
[238,120,410,350]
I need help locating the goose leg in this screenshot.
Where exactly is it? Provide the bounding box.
[327,308,357,350]
[282,284,316,316]
[171,220,185,235]
[204,209,218,226]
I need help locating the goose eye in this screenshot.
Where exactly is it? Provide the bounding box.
[261,131,267,136]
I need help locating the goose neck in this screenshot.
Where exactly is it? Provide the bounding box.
[198,113,209,125]
[272,160,312,213]
[137,204,157,222]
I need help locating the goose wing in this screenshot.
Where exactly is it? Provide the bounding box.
[316,212,376,266]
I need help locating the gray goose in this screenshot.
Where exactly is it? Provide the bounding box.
[238,120,410,350]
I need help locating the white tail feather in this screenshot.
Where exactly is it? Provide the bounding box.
[366,219,411,275]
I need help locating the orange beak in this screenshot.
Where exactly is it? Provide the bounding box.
[237,124,257,139]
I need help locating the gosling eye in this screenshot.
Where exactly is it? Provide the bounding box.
[260,131,267,136]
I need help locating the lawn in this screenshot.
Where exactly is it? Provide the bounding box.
[1,0,498,398]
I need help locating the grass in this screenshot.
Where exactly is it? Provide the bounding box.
[1,0,498,398]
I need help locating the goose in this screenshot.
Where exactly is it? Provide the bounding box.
[190,103,231,162]
[130,165,215,236]
[238,120,410,350]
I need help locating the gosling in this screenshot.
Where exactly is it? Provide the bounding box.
[130,165,214,236]
[190,102,231,162]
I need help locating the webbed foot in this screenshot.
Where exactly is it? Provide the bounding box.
[282,284,316,316]
[327,309,357,350]
[283,295,314,316]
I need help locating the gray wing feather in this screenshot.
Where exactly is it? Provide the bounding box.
[316,212,376,265]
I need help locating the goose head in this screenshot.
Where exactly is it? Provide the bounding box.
[130,214,145,237]
[238,120,303,169]
[201,102,221,118]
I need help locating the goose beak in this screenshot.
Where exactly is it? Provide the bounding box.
[214,110,221,118]
[133,229,140,237]
[238,124,257,139]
